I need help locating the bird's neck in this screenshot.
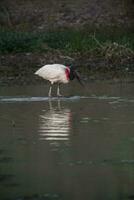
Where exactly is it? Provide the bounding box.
[65,67,70,80]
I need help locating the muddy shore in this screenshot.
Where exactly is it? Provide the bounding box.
[0,50,134,86]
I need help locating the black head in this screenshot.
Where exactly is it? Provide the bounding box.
[69,66,84,86]
[69,66,75,80]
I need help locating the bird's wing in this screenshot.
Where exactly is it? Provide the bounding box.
[35,64,66,80]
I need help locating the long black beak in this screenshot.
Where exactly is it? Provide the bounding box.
[74,70,84,87]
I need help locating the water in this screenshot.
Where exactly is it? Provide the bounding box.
[0,82,134,200]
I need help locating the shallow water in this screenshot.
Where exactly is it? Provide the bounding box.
[0,82,134,200]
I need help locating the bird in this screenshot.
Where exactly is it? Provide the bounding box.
[35,64,83,97]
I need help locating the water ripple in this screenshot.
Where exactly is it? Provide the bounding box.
[0,95,134,104]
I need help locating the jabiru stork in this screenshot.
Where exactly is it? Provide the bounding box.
[35,64,83,97]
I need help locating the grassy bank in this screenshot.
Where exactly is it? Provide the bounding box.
[0,29,134,54]
[0,29,134,85]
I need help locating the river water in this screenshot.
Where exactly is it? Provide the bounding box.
[0,82,134,200]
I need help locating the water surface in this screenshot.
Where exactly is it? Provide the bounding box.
[0,82,134,200]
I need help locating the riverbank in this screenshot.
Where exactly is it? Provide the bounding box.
[0,51,134,86]
[0,29,134,85]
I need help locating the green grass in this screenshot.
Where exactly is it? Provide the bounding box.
[0,29,134,54]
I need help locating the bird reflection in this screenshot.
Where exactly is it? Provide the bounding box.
[38,100,71,147]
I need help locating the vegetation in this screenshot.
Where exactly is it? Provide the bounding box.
[0,29,134,55]
[0,29,133,85]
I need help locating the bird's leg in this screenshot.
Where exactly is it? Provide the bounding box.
[57,99,61,110]
[48,99,53,110]
[57,83,62,97]
[48,83,53,97]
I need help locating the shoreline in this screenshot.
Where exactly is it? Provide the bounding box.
[0,52,134,86]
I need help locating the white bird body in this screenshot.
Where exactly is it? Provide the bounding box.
[35,63,83,97]
[35,64,69,84]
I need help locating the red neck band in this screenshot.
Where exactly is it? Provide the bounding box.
[65,67,70,80]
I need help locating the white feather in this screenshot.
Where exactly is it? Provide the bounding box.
[35,64,69,84]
